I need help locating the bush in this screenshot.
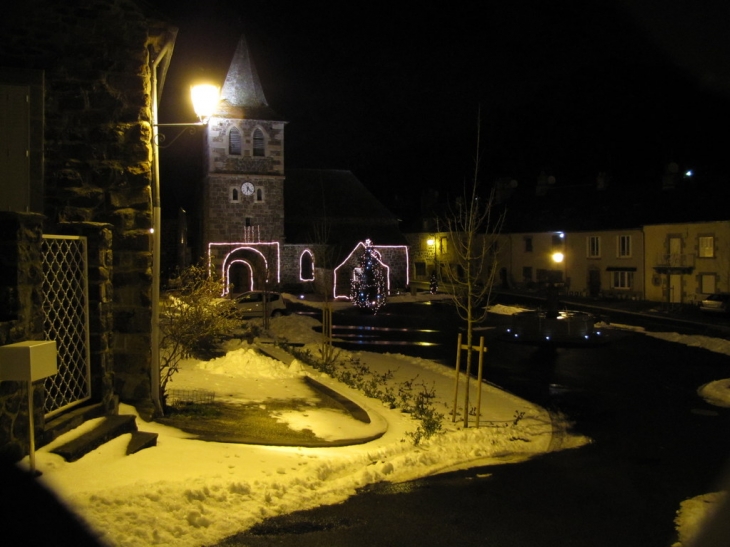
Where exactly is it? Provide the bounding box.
[286,345,443,445]
[158,265,248,412]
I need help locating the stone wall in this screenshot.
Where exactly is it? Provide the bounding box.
[0,212,46,461]
[0,1,178,405]
[203,175,285,245]
[208,119,285,175]
[0,213,117,461]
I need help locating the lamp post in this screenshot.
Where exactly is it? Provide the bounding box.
[546,251,564,319]
[150,49,220,414]
[427,236,435,273]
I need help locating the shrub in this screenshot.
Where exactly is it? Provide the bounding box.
[285,345,443,445]
[158,264,248,412]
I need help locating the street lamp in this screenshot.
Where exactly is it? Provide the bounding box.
[190,84,220,122]
[150,48,220,414]
[546,250,565,319]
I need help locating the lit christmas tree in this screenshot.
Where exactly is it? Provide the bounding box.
[350,239,387,313]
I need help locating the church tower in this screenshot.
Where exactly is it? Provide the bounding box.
[202,35,286,293]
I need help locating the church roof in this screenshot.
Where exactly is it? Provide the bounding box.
[284,169,407,250]
[219,35,284,121]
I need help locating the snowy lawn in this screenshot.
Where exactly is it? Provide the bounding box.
[15,295,730,546]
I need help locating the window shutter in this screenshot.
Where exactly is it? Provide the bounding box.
[229,128,242,155]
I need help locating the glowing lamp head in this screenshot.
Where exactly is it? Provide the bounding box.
[427,238,435,246]
[552,252,564,264]
[190,84,220,123]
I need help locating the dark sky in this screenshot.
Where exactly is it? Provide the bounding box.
[148,1,730,223]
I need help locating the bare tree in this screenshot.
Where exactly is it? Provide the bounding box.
[309,219,341,369]
[439,115,506,425]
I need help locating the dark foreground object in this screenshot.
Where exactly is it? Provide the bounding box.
[0,458,103,546]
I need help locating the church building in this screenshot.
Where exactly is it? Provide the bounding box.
[200,36,409,298]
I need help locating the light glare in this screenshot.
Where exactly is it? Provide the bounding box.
[191,84,220,122]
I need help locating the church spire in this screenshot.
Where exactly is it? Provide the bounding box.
[221,35,268,107]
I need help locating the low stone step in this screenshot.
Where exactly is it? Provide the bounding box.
[52,415,138,462]
[41,403,107,448]
[126,431,158,455]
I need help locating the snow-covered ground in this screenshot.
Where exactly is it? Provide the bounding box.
[17,295,730,546]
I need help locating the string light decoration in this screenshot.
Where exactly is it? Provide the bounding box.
[333,241,409,300]
[207,241,281,295]
[225,259,253,294]
[350,239,387,313]
[299,249,315,281]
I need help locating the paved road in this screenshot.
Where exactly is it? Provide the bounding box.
[217,300,730,546]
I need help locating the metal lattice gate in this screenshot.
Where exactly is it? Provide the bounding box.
[42,235,92,417]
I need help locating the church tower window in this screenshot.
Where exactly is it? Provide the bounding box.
[253,128,265,157]
[229,127,242,155]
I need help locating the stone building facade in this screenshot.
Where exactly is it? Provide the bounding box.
[0,0,176,459]
[201,37,409,296]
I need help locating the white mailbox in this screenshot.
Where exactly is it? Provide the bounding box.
[0,340,58,475]
[0,340,58,382]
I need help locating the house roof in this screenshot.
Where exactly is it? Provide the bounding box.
[284,169,407,251]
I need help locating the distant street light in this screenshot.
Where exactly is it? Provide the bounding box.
[546,249,565,319]
[150,49,220,414]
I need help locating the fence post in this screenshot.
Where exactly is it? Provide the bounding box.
[475,336,486,428]
[452,332,462,422]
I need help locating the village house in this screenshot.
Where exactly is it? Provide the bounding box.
[563,228,645,299]
[643,220,730,305]
[410,222,729,308]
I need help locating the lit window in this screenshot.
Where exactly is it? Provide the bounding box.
[253,128,265,157]
[698,236,714,258]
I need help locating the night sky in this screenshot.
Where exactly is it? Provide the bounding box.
[148,1,730,226]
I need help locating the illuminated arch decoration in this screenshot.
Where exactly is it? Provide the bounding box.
[299,249,315,281]
[225,259,254,294]
[208,241,280,295]
[333,240,410,301]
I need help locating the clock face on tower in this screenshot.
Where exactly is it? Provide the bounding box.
[241,182,255,196]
